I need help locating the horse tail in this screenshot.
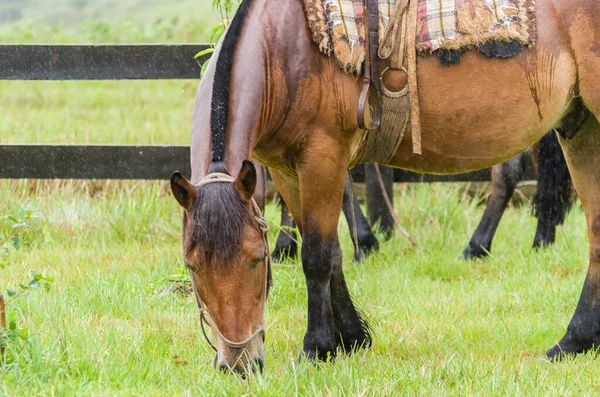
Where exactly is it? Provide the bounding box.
[532,131,574,227]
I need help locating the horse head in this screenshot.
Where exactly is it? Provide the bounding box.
[170,160,271,375]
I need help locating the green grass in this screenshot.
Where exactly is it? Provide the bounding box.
[1,11,598,396]
[0,0,219,29]
[0,80,198,144]
[0,5,210,146]
[0,179,595,395]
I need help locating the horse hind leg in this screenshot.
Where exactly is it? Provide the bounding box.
[461,154,525,259]
[547,115,600,360]
[341,174,379,262]
[365,164,395,239]
[532,131,574,248]
[271,196,299,262]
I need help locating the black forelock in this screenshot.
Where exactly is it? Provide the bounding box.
[190,183,255,265]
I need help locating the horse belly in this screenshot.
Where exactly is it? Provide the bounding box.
[388,50,576,174]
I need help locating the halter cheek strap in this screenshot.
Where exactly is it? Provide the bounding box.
[189,172,272,353]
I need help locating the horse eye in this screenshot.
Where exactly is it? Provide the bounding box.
[251,258,262,268]
[184,257,202,272]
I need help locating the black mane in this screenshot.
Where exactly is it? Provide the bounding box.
[210,0,255,163]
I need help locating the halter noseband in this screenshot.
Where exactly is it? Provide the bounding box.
[189,172,272,353]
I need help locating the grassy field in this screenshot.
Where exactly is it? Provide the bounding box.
[1,8,599,397]
[0,179,595,395]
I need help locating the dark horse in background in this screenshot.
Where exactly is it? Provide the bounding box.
[171,0,600,374]
[272,170,382,263]
[274,124,584,262]
[462,127,579,259]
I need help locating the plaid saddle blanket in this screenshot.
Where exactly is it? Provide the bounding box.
[302,0,536,74]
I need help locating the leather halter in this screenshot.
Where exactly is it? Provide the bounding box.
[358,0,382,131]
[189,172,272,354]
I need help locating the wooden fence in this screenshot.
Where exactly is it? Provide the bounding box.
[0,44,533,182]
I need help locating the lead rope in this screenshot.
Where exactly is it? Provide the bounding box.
[373,164,418,247]
[347,171,360,255]
[189,172,271,353]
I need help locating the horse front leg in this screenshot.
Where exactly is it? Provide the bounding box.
[547,116,600,360]
[270,167,340,360]
[461,154,525,259]
[295,152,370,360]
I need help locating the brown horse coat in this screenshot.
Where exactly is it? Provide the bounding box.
[173,0,600,372]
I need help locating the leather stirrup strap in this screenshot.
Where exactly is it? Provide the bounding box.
[406,0,422,154]
[358,0,382,131]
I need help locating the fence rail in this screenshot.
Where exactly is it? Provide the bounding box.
[0,44,531,182]
[0,44,209,80]
[0,144,524,182]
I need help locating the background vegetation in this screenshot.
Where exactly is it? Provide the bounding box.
[0,0,218,32]
[0,1,596,395]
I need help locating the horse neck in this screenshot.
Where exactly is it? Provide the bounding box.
[190,0,323,182]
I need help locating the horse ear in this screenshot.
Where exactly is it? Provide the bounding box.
[233,160,257,203]
[170,172,196,210]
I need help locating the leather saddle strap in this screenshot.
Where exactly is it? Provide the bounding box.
[366,0,381,94]
[406,0,421,154]
[358,0,382,131]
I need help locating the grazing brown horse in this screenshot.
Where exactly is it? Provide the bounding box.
[170,0,600,373]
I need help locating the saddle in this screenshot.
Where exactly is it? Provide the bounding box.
[302,0,537,162]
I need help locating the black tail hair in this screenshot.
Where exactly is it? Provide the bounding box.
[533,131,574,226]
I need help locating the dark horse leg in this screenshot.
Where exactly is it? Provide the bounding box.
[534,100,589,247]
[365,164,395,239]
[532,131,574,248]
[272,174,379,262]
[270,164,371,361]
[547,116,600,360]
[271,196,299,262]
[461,153,526,259]
[341,175,379,262]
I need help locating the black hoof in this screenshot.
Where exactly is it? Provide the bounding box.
[545,344,580,362]
[545,345,566,362]
[532,238,552,250]
[546,336,600,362]
[299,346,337,364]
[302,333,338,363]
[460,244,490,260]
[339,334,372,355]
[271,246,298,263]
[353,235,379,263]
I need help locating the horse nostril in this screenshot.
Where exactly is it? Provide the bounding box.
[217,358,263,376]
[218,362,230,373]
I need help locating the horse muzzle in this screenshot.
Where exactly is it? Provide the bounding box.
[215,335,265,376]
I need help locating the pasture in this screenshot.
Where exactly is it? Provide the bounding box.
[1,7,598,397]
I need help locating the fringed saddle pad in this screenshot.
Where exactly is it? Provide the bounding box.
[418,0,536,52]
[302,0,537,74]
